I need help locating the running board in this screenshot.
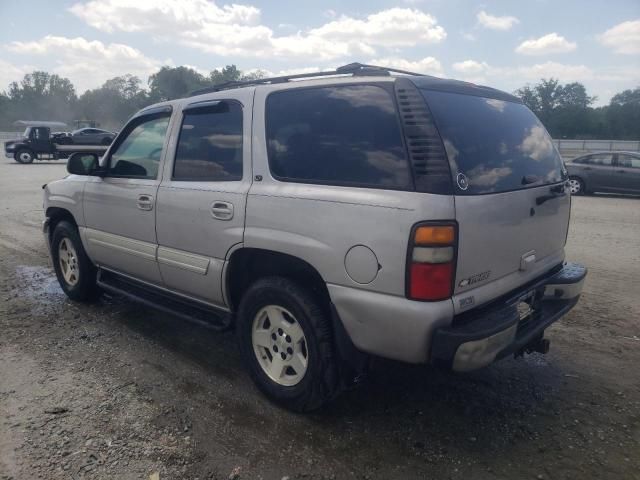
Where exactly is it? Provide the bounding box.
[96,269,231,331]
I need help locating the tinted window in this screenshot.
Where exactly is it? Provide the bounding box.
[173,102,243,181]
[585,153,613,166]
[422,90,566,194]
[108,115,169,179]
[618,154,640,169]
[266,85,411,188]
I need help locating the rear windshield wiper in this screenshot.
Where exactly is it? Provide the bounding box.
[536,183,567,205]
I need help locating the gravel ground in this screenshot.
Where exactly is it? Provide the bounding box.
[0,158,639,480]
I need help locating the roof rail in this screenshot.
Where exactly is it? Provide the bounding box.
[188,62,426,96]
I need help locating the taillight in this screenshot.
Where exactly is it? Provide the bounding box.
[407,223,457,301]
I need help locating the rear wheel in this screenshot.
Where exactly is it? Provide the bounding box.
[14,148,34,164]
[51,221,100,301]
[237,277,339,412]
[568,176,585,195]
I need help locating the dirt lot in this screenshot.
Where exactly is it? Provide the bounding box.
[0,158,638,480]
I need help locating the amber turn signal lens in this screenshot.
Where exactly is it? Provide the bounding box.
[414,225,455,245]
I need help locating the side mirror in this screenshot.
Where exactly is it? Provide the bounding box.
[67,152,101,176]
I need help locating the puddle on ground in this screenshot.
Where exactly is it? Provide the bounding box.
[13,265,66,313]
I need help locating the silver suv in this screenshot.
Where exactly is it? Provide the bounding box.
[43,63,586,411]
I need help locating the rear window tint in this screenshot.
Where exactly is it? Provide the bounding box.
[422,90,566,194]
[266,85,411,189]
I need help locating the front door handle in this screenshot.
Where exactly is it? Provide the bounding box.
[137,194,154,211]
[211,201,234,220]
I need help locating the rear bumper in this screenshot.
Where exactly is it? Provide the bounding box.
[430,262,586,372]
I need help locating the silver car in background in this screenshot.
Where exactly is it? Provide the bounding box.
[566,151,640,195]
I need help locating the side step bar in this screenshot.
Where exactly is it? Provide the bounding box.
[96,269,232,331]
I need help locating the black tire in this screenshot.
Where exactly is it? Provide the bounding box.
[237,277,340,412]
[51,221,100,302]
[14,148,35,164]
[568,176,585,195]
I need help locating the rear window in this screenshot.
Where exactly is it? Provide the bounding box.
[266,85,411,189]
[422,90,566,195]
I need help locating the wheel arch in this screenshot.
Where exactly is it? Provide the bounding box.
[46,207,79,244]
[225,247,331,314]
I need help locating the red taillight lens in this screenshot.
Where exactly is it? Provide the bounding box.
[409,263,454,301]
[407,223,456,301]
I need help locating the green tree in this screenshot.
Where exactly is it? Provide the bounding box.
[515,78,597,138]
[2,71,77,127]
[610,87,640,106]
[148,66,208,101]
[78,75,150,130]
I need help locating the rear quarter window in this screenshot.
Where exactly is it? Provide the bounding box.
[422,90,566,194]
[265,84,411,189]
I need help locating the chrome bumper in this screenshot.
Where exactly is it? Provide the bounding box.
[431,262,587,372]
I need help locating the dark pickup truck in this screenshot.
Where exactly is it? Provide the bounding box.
[5,126,109,164]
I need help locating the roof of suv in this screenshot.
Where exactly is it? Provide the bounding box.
[187,62,522,104]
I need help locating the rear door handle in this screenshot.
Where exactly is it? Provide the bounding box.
[616,170,627,173]
[137,194,154,211]
[583,167,592,170]
[211,201,234,220]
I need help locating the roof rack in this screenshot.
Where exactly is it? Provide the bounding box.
[188,62,427,96]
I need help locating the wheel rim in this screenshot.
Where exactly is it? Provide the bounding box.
[58,238,79,286]
[568,179,581,194]
[251,305,308,387]
[19,151,32,163]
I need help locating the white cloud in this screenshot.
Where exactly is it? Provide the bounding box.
[512,62,592,81]
[69,1,446,60]
[476,10,519,31]
[368,57,444,76]
[515,33,577,55]
[598,19,640,55]
[0,59,35,92]
[452,60,489,74]
[6,36,166,93]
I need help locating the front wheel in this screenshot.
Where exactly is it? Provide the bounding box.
[14,148,34,164]
[568,176,585,195]
[237,277,339,412]
[51,221,100,301]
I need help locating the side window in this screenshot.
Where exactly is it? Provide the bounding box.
[266,85,411,189]
[618,154,640,169]
[586,153,614,166]
[173,101,243,181]
[108,115,170,179]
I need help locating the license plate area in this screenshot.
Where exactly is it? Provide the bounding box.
[516,290,537,321]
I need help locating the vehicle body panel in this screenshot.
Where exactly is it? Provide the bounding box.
[42,72,585,370]
[155,88,254,306]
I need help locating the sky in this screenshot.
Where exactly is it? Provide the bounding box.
[0,0,638,105]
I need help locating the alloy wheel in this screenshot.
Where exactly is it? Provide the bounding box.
[251,305,309,387]
[58,237,80,286]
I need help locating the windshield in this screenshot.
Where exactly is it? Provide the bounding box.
[422,90,566,195]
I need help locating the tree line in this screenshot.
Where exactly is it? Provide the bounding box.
[0,65,638,139]
[0,66,263,132]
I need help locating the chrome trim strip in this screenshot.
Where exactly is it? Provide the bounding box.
[85,228,156,261]
[157,246,210,275]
